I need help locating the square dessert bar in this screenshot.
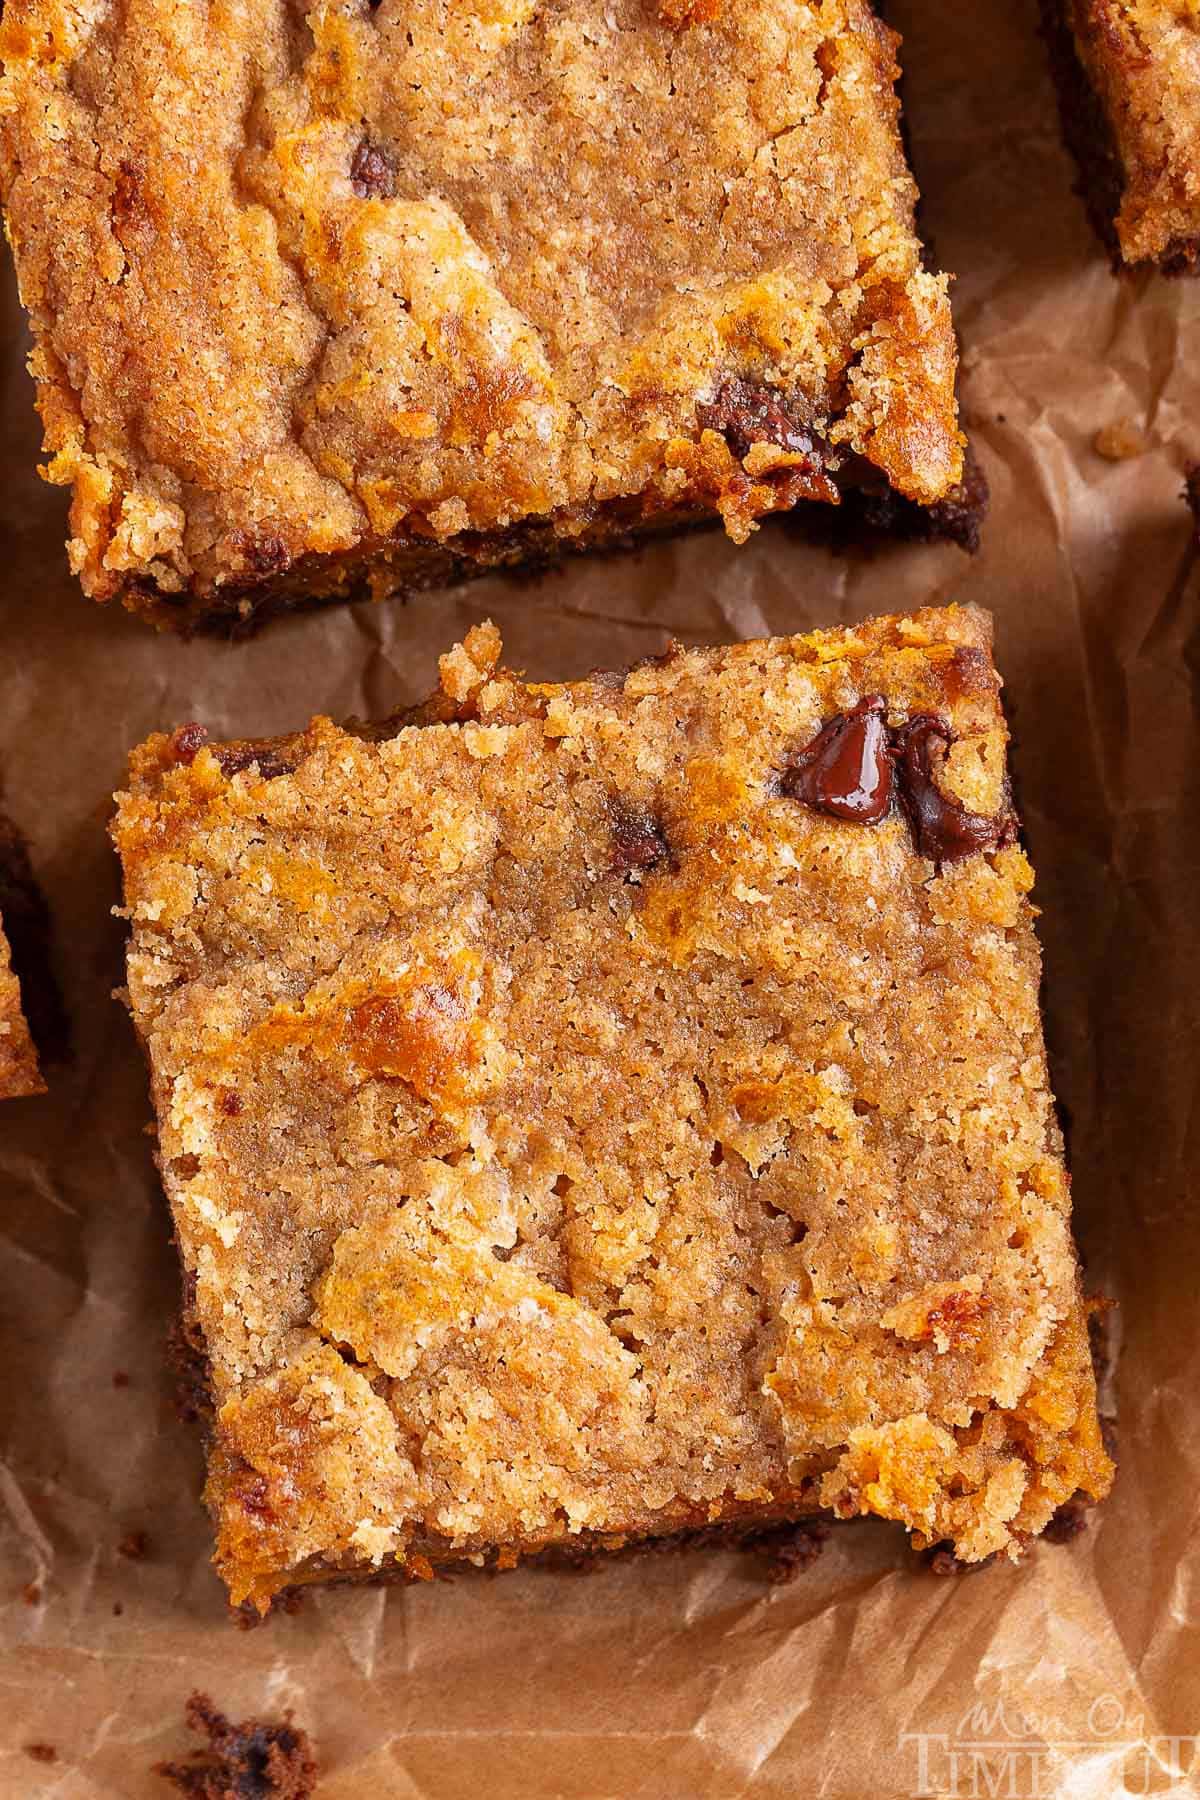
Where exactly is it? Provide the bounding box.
[1,0,979,631]
[113,606,1112,1611]
[1042,0,1200,272]
[0,913,41,1098]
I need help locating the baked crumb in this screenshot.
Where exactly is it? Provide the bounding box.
[156,1693,317,1799]
[1,0,971,626]
[113,606,1112,1612]
[1093,420,1149,461]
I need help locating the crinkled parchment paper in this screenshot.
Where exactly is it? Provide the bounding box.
[2,3,1199,1794]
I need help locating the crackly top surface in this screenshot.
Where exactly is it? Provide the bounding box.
[1066,0,1200,263]
[112,607,1111,1610]
[0,0,963,606]
[0,911,41,1098]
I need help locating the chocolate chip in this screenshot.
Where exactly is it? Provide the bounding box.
[169,722,210,765]
[892,715,1016,866]
[780,695,892,823]
[608,799,671,877]
[697,376,824,463]
[350,138,397,199]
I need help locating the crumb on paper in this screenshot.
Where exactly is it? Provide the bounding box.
[765,1520,830,1584]
[1094,420,1149,461]
[155,1692,318,1798]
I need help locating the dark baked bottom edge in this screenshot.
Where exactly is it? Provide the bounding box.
[127,460,990,639]
[1037,0,1199,277]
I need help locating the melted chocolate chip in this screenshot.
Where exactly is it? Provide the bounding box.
[697,376,824,462]
[350,138,397,199]
[608,799,671,877]
[892,716,1015,865]
[780,696,892,823]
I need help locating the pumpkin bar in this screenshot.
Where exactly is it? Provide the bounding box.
[1042,0,1200,272]
[1,0,979,631]
[112,606,1111,1611]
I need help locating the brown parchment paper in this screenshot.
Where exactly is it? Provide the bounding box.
[2,3,1199,1794]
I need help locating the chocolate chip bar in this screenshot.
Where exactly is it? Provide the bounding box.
[112,606,1112,1611]
[1,0,979,630]
[1042,0,1200,272]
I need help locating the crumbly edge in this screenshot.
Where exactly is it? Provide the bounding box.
[168,1285,1109,1614]
[1040,0,1200,273]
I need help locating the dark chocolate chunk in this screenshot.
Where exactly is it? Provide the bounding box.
[608,798,671,877]
[350,138,397,200]
[697,376,825,463]
[780,695,892,823]
[156,1692,318,1799]
[892,715,1015,865]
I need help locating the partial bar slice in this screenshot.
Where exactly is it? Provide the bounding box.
[112,607,1112,1611]
[0,812,46,1099]
[1,0,979,630]
[1042,0,1200,272]
[0,912,41,1099]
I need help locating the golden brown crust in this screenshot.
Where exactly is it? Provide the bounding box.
[112,607,1112,1612]
[1,0,966,622]
[0,911,42,1099]
[1057,0,1200,267]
